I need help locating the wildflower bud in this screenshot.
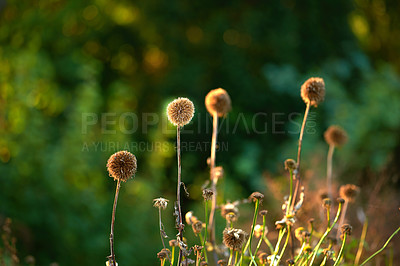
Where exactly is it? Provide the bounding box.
[153,198,169,210]
[337,198,345,204]
[300,77,325,107]
[106,151,137,182]
[221,203,239,218]
[295,227,306,242]
[340,224,353,239]
[324,125,348,147]
[167,97,195,127]
[339,184,359,203]
[322,198,332,209]
[217,259,227,266]
[258,253,268,264]
[222,228,247,250]
[250,192,264,202]
[226,212,238,223]
[202,189,213,201]
[284,159,297,171]
[259,210,268,216]
[212,166,224,179]
[169,239,178,247]
[192,221,203,235]
[205,88,231,117]
[157,248,171,260]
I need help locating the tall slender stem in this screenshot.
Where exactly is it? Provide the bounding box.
[360,226,400,266]
[275,226,291,266]
[354,219,368,266]
[333,234,347,266]
[337,201,348,239]
[208,112,218,242]
[110,179,121,266]
[291,102,310,210]
[176,126,184,266]
[327,144,335,199]
[202,201,209,262]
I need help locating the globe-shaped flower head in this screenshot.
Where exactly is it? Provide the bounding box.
[205,88,231,117]
[324,125,348,147]
[301,77,325,107]
[106,151,137,182]
[167,97,195,127]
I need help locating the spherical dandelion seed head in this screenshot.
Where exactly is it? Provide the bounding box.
[106,150,137,182]
[222,228,247,250]
[153,197,169,210]
[205,88,231,117]
[301,77,325,107]
[324,125,348,147]
[167,97,195,127]
[339,184,360,203]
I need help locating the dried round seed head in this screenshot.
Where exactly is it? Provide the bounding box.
[205,88,231,117]
[157,248,171,260]
[202,189,213,201]
[222,228,247,250]
[153,198,169,210]
[324,125,348,147]
[287,259,295,265]
[167,97,195,127]
[259,210,268,216]
[339,184,359,203]
[300,77,325,107]
[341,224,353,236]
[221,203,239,218]
[250,192,264,202]
[106,151,137,182]
[192,221,203,235]
[284,159,297,171]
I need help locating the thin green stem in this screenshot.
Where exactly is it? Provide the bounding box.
[326,144,335,200]
[337,201,348,239]
[291,102,310,211]
[287,169,294,216]
[294,242,306,263]
[253,216,267,259]
[327,208,331,228]
[275,226,291,266]
[354,219,368,266]
[176,126,184,266]
[333,234,347,266]
[270,227,287,266]
[360,226,400,266]
[228,248,234,266]
[308,201,343,266]
[170,246,175,266]
[240,199,259,265]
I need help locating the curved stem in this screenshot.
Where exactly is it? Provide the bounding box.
[327,144,335,199]
[308,201,343,266]
[275,226,291,266]
[287,169,294,216]
[208,112,218,241]
[240,200,259,265]
[354,219,368,266]
[109,179,121,266]
[291,102,310,211]
[337,201,348,239]
[360,226,400,266]
[333,234,347,266]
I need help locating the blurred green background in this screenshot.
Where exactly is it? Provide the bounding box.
[1,0,400,265]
